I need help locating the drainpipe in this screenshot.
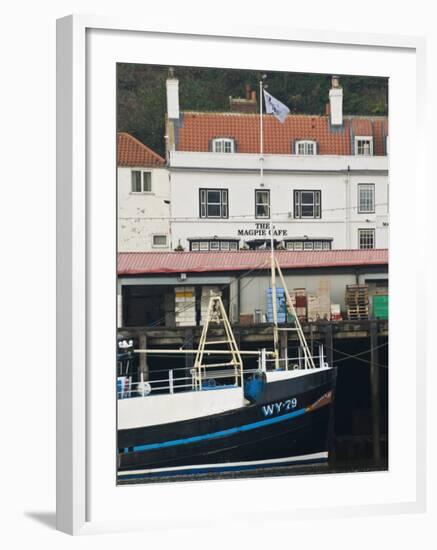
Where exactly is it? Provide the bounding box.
[346,165,351,248]
[237,276,241,322]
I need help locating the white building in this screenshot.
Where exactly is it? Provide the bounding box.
[117,132,171,251]
[165,75,389,251]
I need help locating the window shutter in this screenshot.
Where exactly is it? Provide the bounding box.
[200,189,206,218]
[315,191,321,218]
[221,189,228,218]
[294,190,299,218]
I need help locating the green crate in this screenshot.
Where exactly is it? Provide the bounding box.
[373,294,388,319]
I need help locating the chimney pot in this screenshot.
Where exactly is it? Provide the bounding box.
[331,75,340,88]
[166,73,180,120]
[329,75,343,125]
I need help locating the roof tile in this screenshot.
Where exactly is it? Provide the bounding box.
[176,113,388,156]
[117,132,165,166]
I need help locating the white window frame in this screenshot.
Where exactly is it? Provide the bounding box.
[212,138,235,153]
[255,189,270,219]
[358,228,375,249]
[151,234,168,248]
[295,140,317,155]
[355,136,374,156]
[285,240,331,250]
[358,184,375,213]
[131,170,152,193]
[209,241,220,250]
[200,188,228,219]
[294,190,321,219]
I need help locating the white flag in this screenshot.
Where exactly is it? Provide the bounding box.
[263,90,290,123]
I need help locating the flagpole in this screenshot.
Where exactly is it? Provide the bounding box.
[260,78,280,370]
[259,80,264,185]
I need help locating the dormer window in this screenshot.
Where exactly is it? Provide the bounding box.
[212,138,235,153]
[295,140,317,155]
[355,136,373,156]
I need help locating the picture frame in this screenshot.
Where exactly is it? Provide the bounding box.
[56,15,427,535]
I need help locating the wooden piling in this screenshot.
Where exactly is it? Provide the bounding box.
[370,320,381,463]
[325,323,334,368]
[138,333,148,380]
[184,328,194,380]
[280,329,288,366]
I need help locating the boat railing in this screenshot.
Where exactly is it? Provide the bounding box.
[118,343,328,399]
[261,344,328,371]
[117,366,264,399]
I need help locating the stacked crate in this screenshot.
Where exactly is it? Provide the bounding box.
[175,286,196,327]
[200,286,221,325]
[345,284,369,320]
[330,304,342,321]
[266,287,286,323]
[293,288,307,322]
[307,281,331,322]
[317,280,331,321]
[306,293,319,322]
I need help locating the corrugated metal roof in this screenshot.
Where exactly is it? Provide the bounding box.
[118,249,388,276]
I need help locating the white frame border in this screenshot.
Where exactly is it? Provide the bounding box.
[56,15,427,535]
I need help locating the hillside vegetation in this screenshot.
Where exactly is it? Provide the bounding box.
[117,64,388,158]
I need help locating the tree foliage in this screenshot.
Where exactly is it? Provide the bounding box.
[117,64,388,158]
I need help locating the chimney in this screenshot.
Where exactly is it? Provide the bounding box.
[329,75,343,126]
[166,68,180,120]
[229,85,258,113]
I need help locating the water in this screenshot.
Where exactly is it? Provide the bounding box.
[118,459,388,485]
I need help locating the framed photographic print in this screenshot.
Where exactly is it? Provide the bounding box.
[56,15,426,535]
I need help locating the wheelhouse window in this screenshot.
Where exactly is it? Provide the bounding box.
[200,189,228,219]
[212,138,235,153]
[358,229,375,249]
[294,190,321,219]
[152,234,167,248]
[355,136,373,156]
[255,189,270,219]
[131,170,152,192]
[295,140,317,155]
[358,184,375,213]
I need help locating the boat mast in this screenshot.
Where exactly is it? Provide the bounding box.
[260,77,280,370]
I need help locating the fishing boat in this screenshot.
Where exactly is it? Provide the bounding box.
[117,79,336,481]
[117,253,337,481]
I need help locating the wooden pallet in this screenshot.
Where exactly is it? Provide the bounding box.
[345,284,369,309]
[347,305,369,320]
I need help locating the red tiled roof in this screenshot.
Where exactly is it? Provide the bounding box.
[176,113,388,156]
[118,249,388,276]
[117,132,165,166]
